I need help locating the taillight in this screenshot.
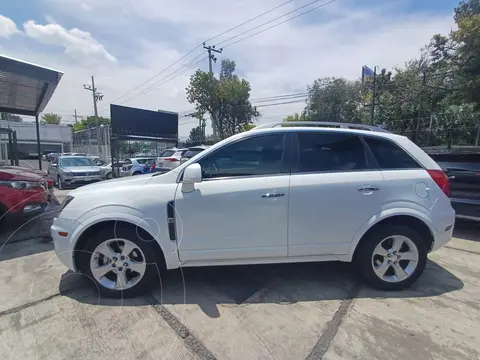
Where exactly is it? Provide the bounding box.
[164,157,178,162]
[427,169,451,197]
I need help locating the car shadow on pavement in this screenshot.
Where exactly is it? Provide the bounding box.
[453,219,480,243]
[60,259,463,318]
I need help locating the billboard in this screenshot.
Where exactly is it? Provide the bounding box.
[110,104,178,139]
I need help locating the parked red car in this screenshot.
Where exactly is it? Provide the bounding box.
[1,166,54,198]
[0,167,49,222]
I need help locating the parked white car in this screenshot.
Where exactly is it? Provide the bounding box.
[179,145,209,165]
[156,148,188,170]
[51,122,455,297]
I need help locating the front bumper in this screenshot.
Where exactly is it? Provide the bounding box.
[51,217,77,271]
[63,176,102,186]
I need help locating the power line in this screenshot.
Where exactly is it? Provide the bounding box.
[221,0,337,49]
[103,0,296,106]
[215,0,332,48]
[205,0,295,44]
[121,56,208,104]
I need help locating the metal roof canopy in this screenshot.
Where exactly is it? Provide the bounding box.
[0,54,63,169]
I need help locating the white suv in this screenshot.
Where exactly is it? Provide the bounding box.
[51,122,455,297]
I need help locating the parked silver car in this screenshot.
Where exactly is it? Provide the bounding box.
[48,155,102,189]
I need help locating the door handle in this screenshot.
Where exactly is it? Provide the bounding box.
[261,192,285,198]
[357,186,380,192]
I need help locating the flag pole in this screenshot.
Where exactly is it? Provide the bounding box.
[370,66,377,124]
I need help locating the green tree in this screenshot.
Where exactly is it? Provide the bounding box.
[72,116,110,132]
[41,112,62,124]
[186,59,259,138]
[241,123,256,131]
[284,112,310,122]
[451,0,480,109]
[304,78,366,123]
[187,126,203,144]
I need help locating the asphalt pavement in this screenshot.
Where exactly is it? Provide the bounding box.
[0,194,478,360]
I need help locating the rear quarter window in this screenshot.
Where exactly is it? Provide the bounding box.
[364,137,421,170]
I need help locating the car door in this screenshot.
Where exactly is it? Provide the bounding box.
[174,133,290,262]
[288,131,385,257]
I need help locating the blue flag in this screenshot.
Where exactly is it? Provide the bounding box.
[363,66,375,78]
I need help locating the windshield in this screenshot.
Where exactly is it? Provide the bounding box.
[60,157,95,167]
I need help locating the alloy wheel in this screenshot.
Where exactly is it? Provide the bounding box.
[90,238,147,291]
[371,235,419,283]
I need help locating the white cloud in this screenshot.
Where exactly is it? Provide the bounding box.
[23,20,116,65]
[0,15,19,38]
[3,0,456,136]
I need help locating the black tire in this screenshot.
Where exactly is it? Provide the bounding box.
[132,171,141,176]
[354,225,427,291]
[106,172,113,179]
[77,226,161,298]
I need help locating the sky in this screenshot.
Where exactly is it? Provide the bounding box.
[0,0,459,137]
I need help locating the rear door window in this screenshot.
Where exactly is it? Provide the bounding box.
[364,137,421,170]
[293,132,372,173]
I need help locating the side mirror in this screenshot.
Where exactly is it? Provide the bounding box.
[182,163,202,193]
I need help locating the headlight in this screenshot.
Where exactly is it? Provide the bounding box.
[59,195,74,211]
[0,181,41,189]
[63,171,74,177]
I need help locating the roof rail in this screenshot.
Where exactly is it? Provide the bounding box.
[254,121,390,133]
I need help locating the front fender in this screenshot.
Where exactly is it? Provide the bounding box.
[69,207,181,270]
[346,207,435,260]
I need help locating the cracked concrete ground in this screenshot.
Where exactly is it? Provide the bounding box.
[0,193,478,359]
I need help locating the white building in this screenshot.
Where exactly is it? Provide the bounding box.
[0,120,72,159]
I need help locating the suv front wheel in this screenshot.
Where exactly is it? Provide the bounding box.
[78,227,160,297]
[355,225,427,291]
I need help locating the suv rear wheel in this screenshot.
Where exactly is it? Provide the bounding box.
[78,227,160,297]
[355,225,427,290]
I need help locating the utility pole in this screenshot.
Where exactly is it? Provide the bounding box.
[203,43,222,74]
[203,43,222,137]
[74,109,78,124]
[83,76,104,157]
[415,71,427,144]
[370,66,377,124]
[426,114,434,146]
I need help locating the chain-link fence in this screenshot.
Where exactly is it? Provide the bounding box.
[72,125,111,160]
[73,126,179,161]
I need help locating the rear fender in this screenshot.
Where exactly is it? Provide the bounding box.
[347,207,435,260]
